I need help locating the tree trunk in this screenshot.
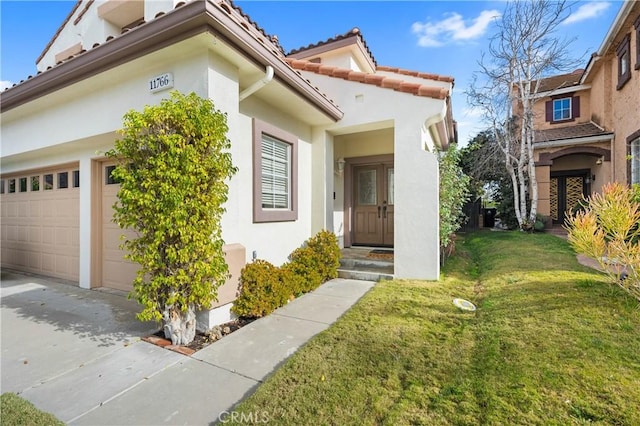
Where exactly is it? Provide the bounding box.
[163,304,196,345]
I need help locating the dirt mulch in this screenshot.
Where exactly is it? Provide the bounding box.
[143,317,255,356]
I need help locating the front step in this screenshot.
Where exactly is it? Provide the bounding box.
[338,257,394,282]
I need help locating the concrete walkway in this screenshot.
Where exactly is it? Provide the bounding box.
[0,270,374,425]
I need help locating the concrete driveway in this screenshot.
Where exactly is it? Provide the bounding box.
[1,269,374,424]
[0,269,179,421]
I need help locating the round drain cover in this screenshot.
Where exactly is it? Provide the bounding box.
[453,298,476,312]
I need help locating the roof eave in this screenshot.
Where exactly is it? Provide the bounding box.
[1,0,343,121]
[581,1,636,84]
[534,132,614,148]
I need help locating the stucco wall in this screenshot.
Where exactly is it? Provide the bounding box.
[2,36,322,284]
[611,45,640,183]
[532,87,592,131]
[298,70,448,279]
[38,0,189,72]
[5,40,211,161]
[334,128,394,159]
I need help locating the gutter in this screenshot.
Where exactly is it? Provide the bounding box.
[0,0,343,121]
[239,65,273,101]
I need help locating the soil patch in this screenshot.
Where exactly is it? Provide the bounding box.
[144,317,255,355]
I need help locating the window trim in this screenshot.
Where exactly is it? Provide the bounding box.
[252,118,298,223]
[628,129,640,185]
[635,15,640,70]
[552,97,572,122]
[617,33,631,90]
[546,95,580,124]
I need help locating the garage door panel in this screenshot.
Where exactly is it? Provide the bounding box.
[101,162,138,291]
[0,165,79,282]
[18,226,29,243]
[29,226,40,243]
[42,228,55,245]
[7,225,17,241]
[30,200,42,217]
[28,252,42,269]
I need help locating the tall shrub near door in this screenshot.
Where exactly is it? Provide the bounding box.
[107,91,237,345]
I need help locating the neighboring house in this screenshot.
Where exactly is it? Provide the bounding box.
[0,0,455,326]
[532,1,640,225]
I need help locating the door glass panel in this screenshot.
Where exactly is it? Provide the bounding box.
[565,176,583,214]
[550,178,558,221]
[387,168,394,205]
[358,169,377,205]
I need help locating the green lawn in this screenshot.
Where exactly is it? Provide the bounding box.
[230,231,640,425]
[0,393,63,426]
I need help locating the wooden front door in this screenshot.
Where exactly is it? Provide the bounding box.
[353,163,394,246]
[550,172,587,224]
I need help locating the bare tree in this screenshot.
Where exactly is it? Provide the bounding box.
[467,0,582,230]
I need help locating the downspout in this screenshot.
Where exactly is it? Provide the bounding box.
[239,65,274,101]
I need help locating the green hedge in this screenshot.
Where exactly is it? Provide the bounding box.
[232,230,340,318]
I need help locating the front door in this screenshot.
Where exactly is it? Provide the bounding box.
[550,172,587,224]
[353,163,394,246]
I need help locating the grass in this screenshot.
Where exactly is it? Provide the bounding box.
[229,231,640,425]
[0,393,63,426]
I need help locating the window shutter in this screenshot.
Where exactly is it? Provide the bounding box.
[545,100,553,122]
[572,96,580,118]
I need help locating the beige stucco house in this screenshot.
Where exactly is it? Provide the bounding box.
[0,0,455,327]
[532,1,640,224]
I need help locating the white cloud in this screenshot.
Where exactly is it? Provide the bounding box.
[0,80,13,91]
[562,2,610,25]
[412,10,501,47]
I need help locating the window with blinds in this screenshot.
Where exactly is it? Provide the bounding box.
[253,118,298,223]
[632,138,640,185]
[261,134,291,209]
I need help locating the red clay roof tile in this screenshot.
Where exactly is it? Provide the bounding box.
[364,74,385,85]
[286,58,451,100]
[381,78,402,89]
[319,65,337,75]
[348,71,367,82]
[377,65,454,83]
[288,27,376,66]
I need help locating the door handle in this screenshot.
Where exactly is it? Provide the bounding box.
[378,206,381,218]
[383,205,387,219]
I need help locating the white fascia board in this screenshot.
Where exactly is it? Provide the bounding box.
[534,133,614,149]
[532,84,591,99]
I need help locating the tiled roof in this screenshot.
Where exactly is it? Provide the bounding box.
[7,0,288,91]
[377,66,454,84]
[534,122,613,143]
[288,27,376,65]
[285,59,450,100]
[535,69,584,93]
[36,1,83,64]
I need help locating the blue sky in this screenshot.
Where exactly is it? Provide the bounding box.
[0,1,624,145]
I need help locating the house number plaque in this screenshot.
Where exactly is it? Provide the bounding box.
[149,72,174,93]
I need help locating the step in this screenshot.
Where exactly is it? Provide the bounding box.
[339,257,393,270]
[338,268,394,282]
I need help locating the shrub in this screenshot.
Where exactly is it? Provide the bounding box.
[106,91,236,345]
[565,182,640,302]
[438,146,470,262]
[232,230,341,318]
[288,230,341,292]
[232,260,291,318]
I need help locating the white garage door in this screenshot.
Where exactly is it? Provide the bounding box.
[0,165,80,282]
[101,162,138,292]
